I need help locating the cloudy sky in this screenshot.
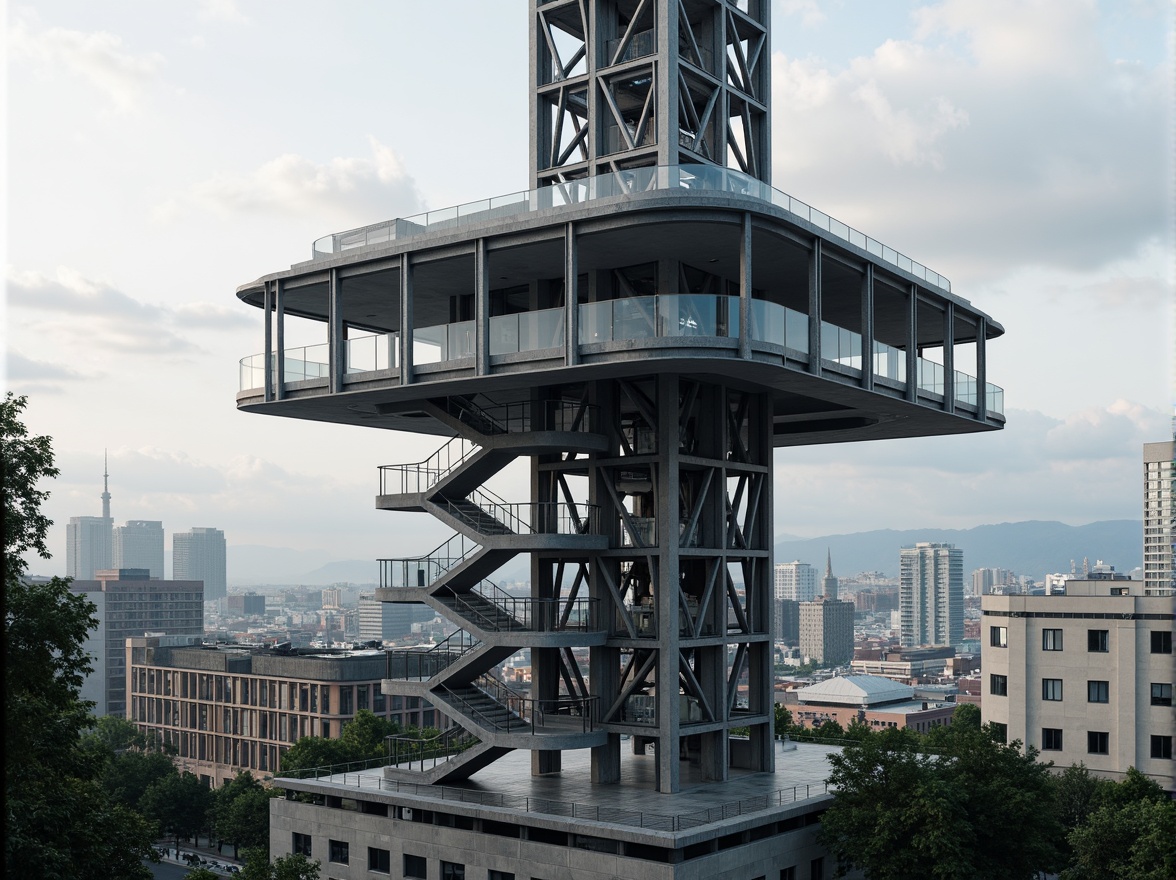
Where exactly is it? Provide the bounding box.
[6,0,1172,580]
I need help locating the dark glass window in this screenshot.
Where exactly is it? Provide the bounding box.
[368,848,391,873]
[404,854,427,879]
[1087,731,1109,755]
[1042,629,1063,650]
[292,832,311,857]
[1087,681,1109,703]
[1042,728,1063,751]
[441,861,466,880]
[1042,679,1063,701]
[990,674,1008,696]
[1151,736,1172,759]
[990,626,1007,648]
[1151,631,1173,654]
[1151,683,1172,706]
[328,840,348,864]
[1087,630,1108,652]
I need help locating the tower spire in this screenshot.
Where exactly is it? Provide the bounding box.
[101,449,111,520]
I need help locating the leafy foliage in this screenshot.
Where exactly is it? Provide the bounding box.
[820,724,1061,879]
[3,394,158,879]
[1063,796,1176,880]
[240,847,321,880]
[140,771,214,850]
[214,772,281,858]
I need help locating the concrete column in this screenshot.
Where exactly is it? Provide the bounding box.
[400,255,413,386]
[656,0,678,168]
[860,265,874,392]
[942,301,955,413]
[565,222,579,365]
[739,212,752,359]
[275,278,286,400]
[262,281,273,402]
[976,316,988,420]
[808,238,822,375]
[475,238,490,376]
[656,373,682,793]
[328,268,343,394]
[906,284,918,402]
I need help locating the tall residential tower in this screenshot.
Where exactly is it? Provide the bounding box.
[113,520,165,579]
[173,527,227,601]
[899,542,963,648]
[1143,441,1174,593]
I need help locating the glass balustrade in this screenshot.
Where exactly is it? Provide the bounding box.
[345,332,399,374]
[986,383,1004,416]
[489,307,565,355]
[872,341,907,383]
[821,321,862,370]
[917,358,945,396]
[954,370,978,407]
[310,164,953,292]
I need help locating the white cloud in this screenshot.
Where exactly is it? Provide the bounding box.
[197,0,249,25]
[8,15,164,113]
[770,0,1170,283]
[157,136,425,227]
[773,399,1168,538]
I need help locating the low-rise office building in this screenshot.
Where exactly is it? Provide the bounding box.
[785,675,956,734]
[127,635,442,787]
[981,579,1175,792]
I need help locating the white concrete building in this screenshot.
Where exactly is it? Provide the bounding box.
[775,561,818,603]
[981,578,1174,792]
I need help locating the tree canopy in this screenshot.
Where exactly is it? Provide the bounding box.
[3,393,158,879]
[819,720,1061,880]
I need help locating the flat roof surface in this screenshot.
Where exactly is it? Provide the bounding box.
[294,739,842,835]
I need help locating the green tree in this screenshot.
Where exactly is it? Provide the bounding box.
[240,847,321,880]
[773,704,793,736]
[339,709,400,759]
[139,771,212,852]
[86,714,149,752]
[819,726,1060,879]
[1063,797,1176,880]
[214,772,280,859]
[279,735,358,774]
[811,718,845,740]
[3,393,158,879]
[103,748,179,811]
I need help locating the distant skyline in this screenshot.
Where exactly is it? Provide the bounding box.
[7,1,1172,574]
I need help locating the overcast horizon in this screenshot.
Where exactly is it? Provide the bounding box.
[6,1,1173,578]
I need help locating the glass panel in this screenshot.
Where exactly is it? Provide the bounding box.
[448,321,475,359]
[579,301,613,344]
[873,341,907,383]
[785,308,809,353]
[658,294,722,337]
[954,370,977,406]
[412,324,448,364]
[522,307,565,350]
[614,297,656,340]
[917,357,945,395]
[749,300,785,344]
[489,313,520,356]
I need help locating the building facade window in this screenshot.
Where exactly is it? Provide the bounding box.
[990,626,1007,648]
[1042,679,1063,701]
[1087,681,1109,703]
[488,872,515,880]
[990,721,1007,744]
[1152,631,1173,654]
[1042,629,1063,651]
[1151,736,1173,759]
[990,674,1008,696]
[404,854,427,879]
[441,861,466,880]
[1087,731,1109,755]
[810,856,825,880]
[1151,683,1173,706]
[368,847,391,873]
[292,833,311,857]
[780,869,797,880]
[328,840,349,864]
[1087,629,1109,652]
[1042,728,1063,751]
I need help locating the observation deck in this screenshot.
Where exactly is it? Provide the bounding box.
[235,164,1003,445]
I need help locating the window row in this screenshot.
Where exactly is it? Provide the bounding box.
[1040,731,1172,759]
[987,678,1171,707]
[988,627,1173,654]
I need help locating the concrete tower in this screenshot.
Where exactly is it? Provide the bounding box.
[66,456,113,579]
[899,542,963,648]
[1143,441,1174,592]
[233,1,1004,794]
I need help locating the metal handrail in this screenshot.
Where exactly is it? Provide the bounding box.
[445,676,599,735]
[379,435,480,495]
[386,724,480,771]
[384,631,479,681]
[441,498,598,537]
[378,532,482,589]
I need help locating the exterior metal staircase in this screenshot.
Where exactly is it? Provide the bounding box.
[377,396,610,781]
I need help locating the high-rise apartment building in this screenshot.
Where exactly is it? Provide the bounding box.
[899,542,963,648]
[230,1,1006,872]
[775,561,818,602]
[66,458,113,579]
[357,594,432,643]
[70,569,204,717]
[1143,441,1174,593]
[798,598,855,666]
[173,527,227,601]
[981,578,1174,792]
[113,520,164,578]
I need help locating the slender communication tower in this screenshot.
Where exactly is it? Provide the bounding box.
[101,449,112,520]
[234,0,1005,793]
